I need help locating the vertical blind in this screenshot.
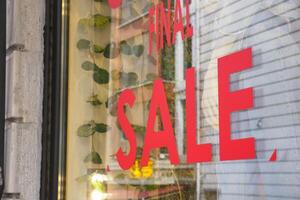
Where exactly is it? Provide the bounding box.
[198,0,300,199]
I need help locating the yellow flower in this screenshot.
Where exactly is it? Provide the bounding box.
[130,160,142,179]
[130,160,154,179]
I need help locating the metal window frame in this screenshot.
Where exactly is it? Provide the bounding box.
[0,0,6,198]
[41,0,68,199]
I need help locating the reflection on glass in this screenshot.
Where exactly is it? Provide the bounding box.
[64,0,300,199]
[66,0,196,199]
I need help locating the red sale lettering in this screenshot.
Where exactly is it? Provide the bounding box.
[172,0,184,44]
[148,0,193,55]
[186,68,212,163]
[116,89,137,170]
[107,0,193,55]
[141,80,180,167]
[159,1,171,50]
[116,48,256,168]
[155,3,160,52]
[218,48,256,161]
[108,0,122,9]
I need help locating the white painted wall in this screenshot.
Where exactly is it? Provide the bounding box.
[5,0,44,199]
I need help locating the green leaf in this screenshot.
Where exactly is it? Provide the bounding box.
[95,123,110,133]
[77,39,90,50]
[78,14,110,30]
[78,18,90,27]
[77,123,96,137]
[87,95,102,106]
[120,72,138,86]
[93,67,110,84]
[82,61,96,71]
[128,72,138,81]
[84,152,102,164]
[132,45,144,57]
[103,42,119,59]
[132,124,146,134]
[82,62,109,84]
[90,14,110,29]
[93,44,104,53]
[127,72,139,86]
[120,41,132,55]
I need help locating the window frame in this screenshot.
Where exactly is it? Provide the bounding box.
[41,0,69,199]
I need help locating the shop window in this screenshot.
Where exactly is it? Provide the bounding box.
[48,0,300,200]
[62,0,197,199]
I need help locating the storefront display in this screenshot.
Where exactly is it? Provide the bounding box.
[55,0,300,199]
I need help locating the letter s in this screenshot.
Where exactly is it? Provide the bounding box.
[116,89,137,170]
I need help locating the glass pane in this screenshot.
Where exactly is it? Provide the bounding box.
[65,0,195,200]
[64,0,300,200]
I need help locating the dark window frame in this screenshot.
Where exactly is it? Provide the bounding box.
[41,0,68,199]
